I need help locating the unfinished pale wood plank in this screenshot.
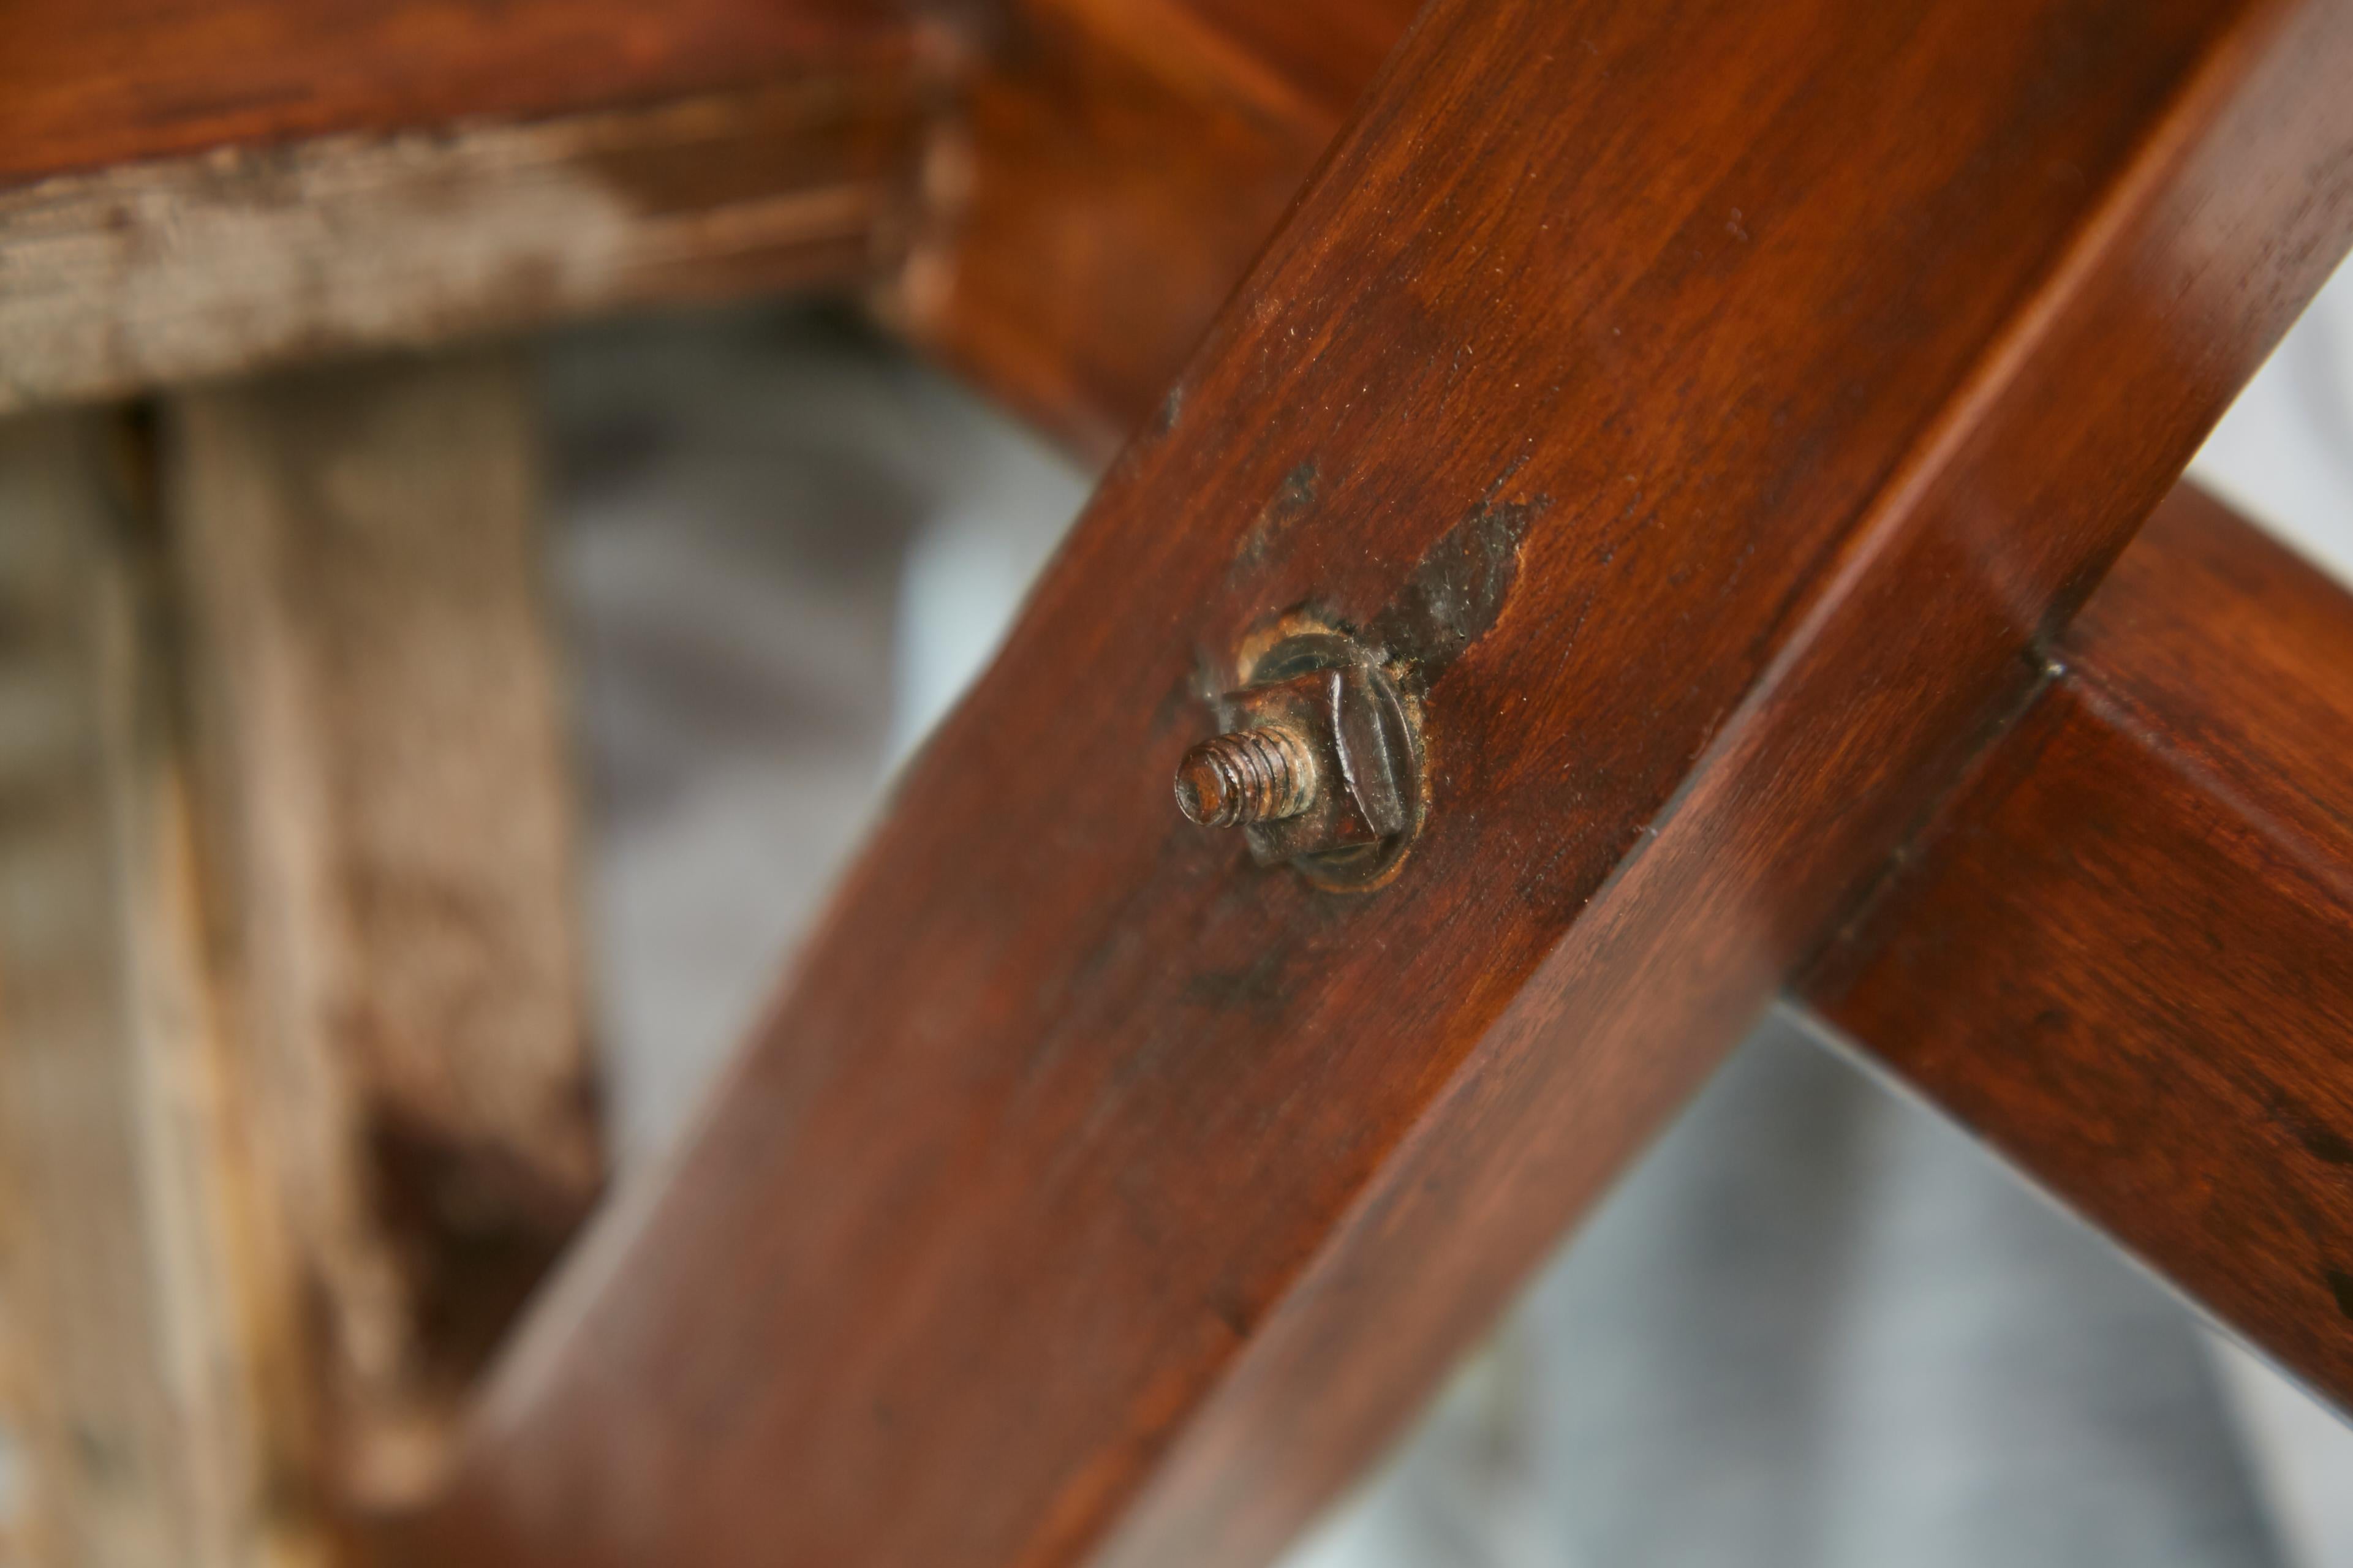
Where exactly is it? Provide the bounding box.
[0,77,939,416]
[165,352,602,1511]
[0,0,921,188]
[0,412,298,1566]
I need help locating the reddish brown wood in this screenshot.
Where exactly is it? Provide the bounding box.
[0,0,929,187]
[420,1,2353,1565]
[1802,481,2353,1415]
[901,0,1418,458]
[0,0,956,415]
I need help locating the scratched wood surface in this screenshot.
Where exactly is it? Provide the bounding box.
[405,0,2353,1564]
[1802,481,2353,1417]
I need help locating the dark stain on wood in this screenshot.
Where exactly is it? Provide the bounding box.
[366,1107,598,1396]
[1178,948,1293,1017]
[1366,482,1544,693]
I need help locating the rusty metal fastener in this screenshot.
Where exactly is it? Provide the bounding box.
[1174,628,1423,889]
[1174,726,1319,826]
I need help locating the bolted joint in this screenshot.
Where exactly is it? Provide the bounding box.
[1174,726,1320,826]
[1173,628,1424,889]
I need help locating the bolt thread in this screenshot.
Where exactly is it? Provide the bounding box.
[1174,726,1318,826]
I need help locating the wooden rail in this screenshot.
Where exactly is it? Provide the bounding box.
[1802,480,2353,1415]
[0,0,1416,428]
[0,81,937,415]
[897,0,1419,457]
[0,0,943,414]
[0,0,923,186]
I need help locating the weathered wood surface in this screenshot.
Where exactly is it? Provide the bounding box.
[0,78,937,415]
[0,0,1421,430]
[1802,481,2353,1416]
[413,0,2353,1565]
[0,0,1426,434]
[0,413,293,1565]
[166,352,603,1512]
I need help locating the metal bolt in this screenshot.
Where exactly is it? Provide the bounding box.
[1174,628,1423,889]
[1174,725,1320,826]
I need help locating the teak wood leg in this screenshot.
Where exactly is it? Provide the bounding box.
[416,0,2353,1565]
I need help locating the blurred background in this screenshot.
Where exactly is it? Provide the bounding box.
[541,262,2353,1566]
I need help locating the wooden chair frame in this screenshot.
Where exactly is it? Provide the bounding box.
[4,0,2351,1564]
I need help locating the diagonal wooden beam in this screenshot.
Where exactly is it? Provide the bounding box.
[1799,481,2353,1416]
[418,1,2353,1564]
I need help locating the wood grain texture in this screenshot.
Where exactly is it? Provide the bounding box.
[1802,482,2353,1415]
[420,1,2353,1565]
[0,79,936,415]
[167,353,603,1514]
[0,413,294,1567]
[0,0,1407,429]
[0,0,929,187]
[896,0,1418,458]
